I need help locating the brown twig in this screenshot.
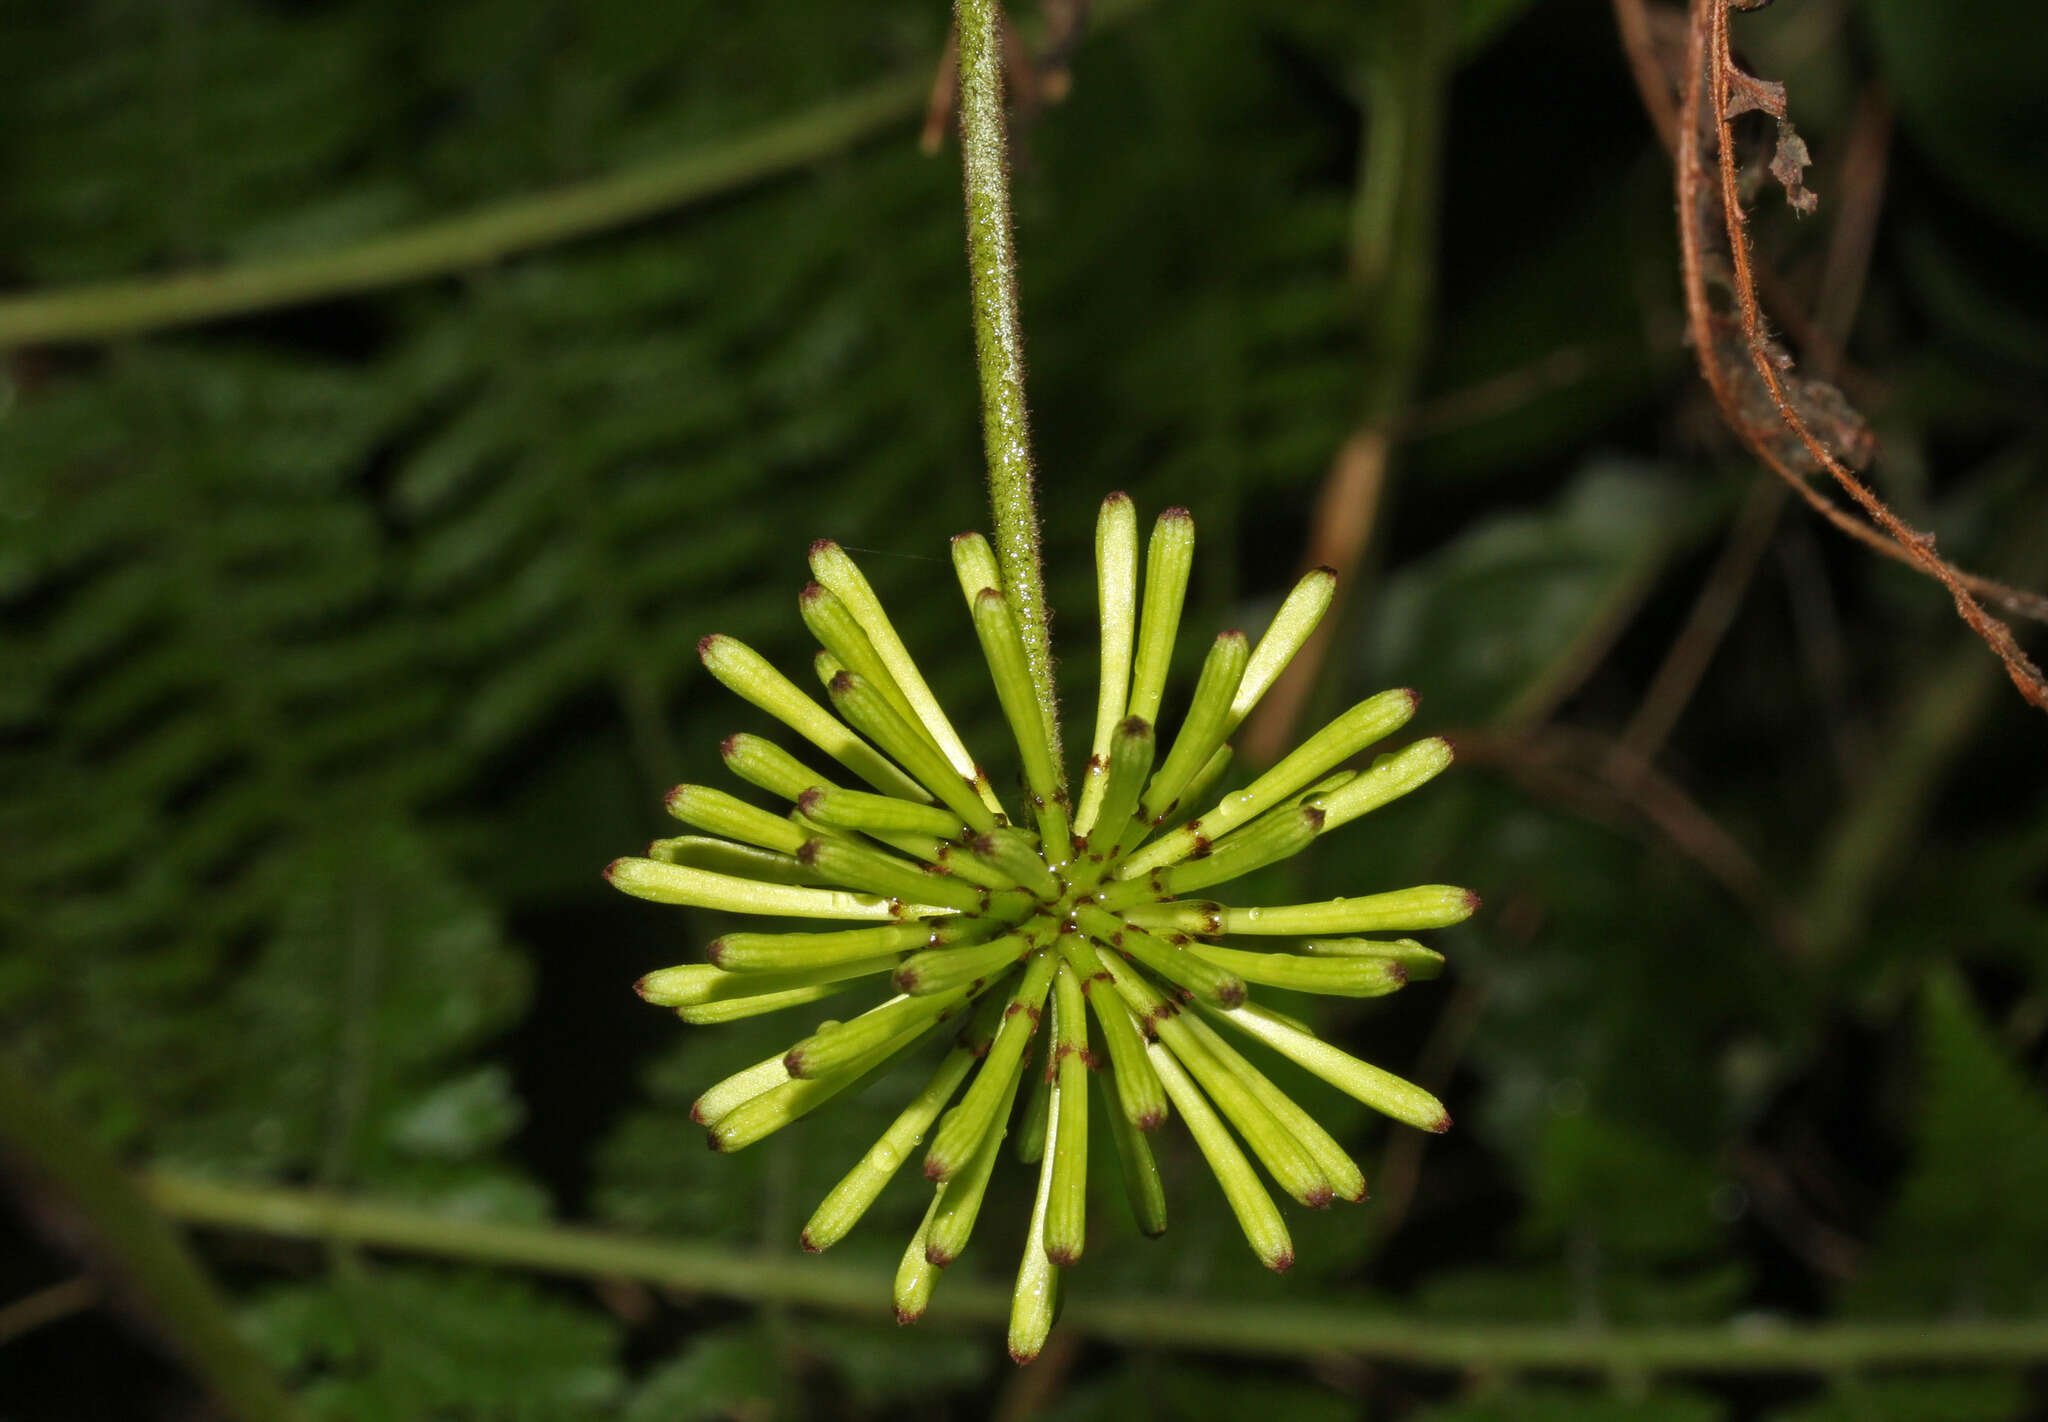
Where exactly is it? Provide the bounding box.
[1251,342,1614,760]
[1370,979,1493,1241]
[920,27,961,155]
[992,1324,1083,1418]
[1618,0,2045,624]
[1036,0,1094,102]
[1400,345,1602,440]
[1619,0,1890,404]
[1730,1143,1863,1282]
[1498,530,1674,731]
[1809,88,1892,379]
[1616,0,1880,395]
[922,4,1089,155]
[1622,85,1895,762]
[1455,725,1806,959]
[1622,479,1786,761]
[1612,0,1682,151]
[1239,430,1390,765]
[0,1274,101,1345]
[1002,15,1044,114]
[1677,0,2048,710]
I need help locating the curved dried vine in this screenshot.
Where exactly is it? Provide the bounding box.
[1669,0,2048,713]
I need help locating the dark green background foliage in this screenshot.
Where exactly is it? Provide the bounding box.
[3,0,2046,1418]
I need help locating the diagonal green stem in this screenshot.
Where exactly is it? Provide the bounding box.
[0,79,924,349]
[0,1062,309,1422]
[955,0,1062,768]
[0,0,1160,351]
[143,1171,2048,1374]
[1349,1,1451,421]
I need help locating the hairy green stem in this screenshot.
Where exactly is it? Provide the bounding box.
[145,1171,2048,1373]
[955,0,1061,765]
[0,1064,309,1422]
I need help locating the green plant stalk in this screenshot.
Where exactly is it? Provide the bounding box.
[0,0,1166,349]
[955,0,1060,758]
[1258,0,1453,757]
[1804,640,2001,959]
[0,79,921,349]
[1350,1,1451,419]
[132,1171,2048,1372]
[0,1062,309,1422]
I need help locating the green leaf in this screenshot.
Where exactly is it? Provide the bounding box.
[1850,968,2048,1317]
[1525,1111,1724,1261]
[1370,462,1694,724]
[1865,0,2048,242]
[245,1264,622,1422]
[150,830,532,1189]
[798,1320,992,1409]
[386,1065,527,1160]
[624,1326,785,1422]
[1458,0,1542,54]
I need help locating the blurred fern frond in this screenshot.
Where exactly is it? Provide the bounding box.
[0,0,1368,1219]
[9,0,2048,1414]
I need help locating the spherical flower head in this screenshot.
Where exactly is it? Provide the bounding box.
[605,494,1476,1361]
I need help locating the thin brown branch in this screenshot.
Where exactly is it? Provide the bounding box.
[1678,0,2048,710]
[1498,533,1672,731]
[1622,86,1894,762]
[1255,342,1613,759]
[1456,725,1806,959]
[1370,979,1492,1242]
[1612,0,1682,151]
[1238,429,1389,765]
[1035,0,1094,103]
[1622,481,1786,761]
[0,1275,101,1345]
[922,4,1086,156]
[1730,1144,1863,1282]
[1615,0,1879,399]
[920,26,960,155]
[1810,89,1892,377]
[992,1325,1083,1419]
[1618,0,2047,626]
[1001,12,1044,113]
[1400,344,1602,440]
